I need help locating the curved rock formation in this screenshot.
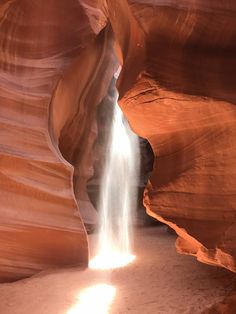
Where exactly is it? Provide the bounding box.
[0,0,236,282]
[118,1,236,272]
[121,76,236,272]
[129,0,236,103]
[0,0,118,282]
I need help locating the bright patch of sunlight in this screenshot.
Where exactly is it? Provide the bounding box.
[89,249,135,270]
[67,284,116,314]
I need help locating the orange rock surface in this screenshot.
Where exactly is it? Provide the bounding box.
[0,0,236,282]
[121,77,236,272]
[0,0,117,282]
[119,1,236,272]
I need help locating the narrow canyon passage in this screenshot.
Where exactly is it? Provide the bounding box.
[0,1,236,313]
[0,226,235,314]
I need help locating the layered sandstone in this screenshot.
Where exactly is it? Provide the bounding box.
[0,0,236,283]
[121,76,236,272]
[119,1,236,271]
[0,0,118,282]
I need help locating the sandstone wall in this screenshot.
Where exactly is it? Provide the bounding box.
[0,0,236,282]
[120,0,236,272]
[0,0,116,282]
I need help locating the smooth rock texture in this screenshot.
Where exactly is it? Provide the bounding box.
[119,1,236,272]
[121,76,236,272]
[128,0,236,103]
[0,0,236,283]
[0,0,117,282]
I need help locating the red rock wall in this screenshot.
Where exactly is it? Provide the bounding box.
[121,77,236,272]
[0,0,236,282]
[119,1,236,272]
[0,0,117,282]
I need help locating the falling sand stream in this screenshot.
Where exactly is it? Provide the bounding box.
[1,81,234,314]
[90,87,140,270]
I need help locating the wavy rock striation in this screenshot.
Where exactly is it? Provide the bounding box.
[0,0,236,282]
[0,0,118,282]
[121,76,236,272]
[119,1,236,272]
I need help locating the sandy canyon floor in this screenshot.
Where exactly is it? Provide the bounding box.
[0,226,235,314]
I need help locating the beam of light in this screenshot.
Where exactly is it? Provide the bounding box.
[89,249,135,270]
[67,284,116,314]
[89,82,140,270]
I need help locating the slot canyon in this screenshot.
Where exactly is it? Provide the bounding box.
[0,0,236,313]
